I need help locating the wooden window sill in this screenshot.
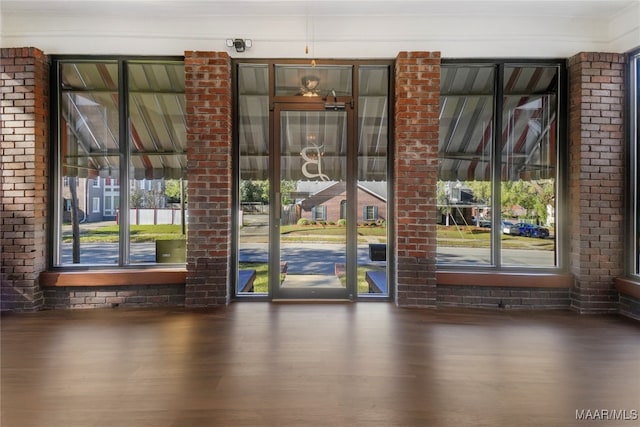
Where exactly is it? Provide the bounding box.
[40,270,574,289]
[437,271,573,288]
[40,269,187,287]
[615,277,640,299]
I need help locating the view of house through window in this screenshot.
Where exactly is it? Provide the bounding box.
[438,62,560,268]
[54,59,187,266]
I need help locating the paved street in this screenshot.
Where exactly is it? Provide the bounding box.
[60,242,555,268]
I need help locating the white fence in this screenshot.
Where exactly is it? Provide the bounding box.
[128,209,186,225]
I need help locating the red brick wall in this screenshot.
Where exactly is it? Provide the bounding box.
[394,52,440,307]
[0,47,48,311]
[567,52,625,313]
[184,51,232,306]
[299,186,387,224]
[44,285,185,309]
[438,286,570,309]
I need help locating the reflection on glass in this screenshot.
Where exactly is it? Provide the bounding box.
[58,62,120,266]
[501,66,557,267]
[438,65,495,265]
[275,65,353,97]
[437,64,559,268]
[56,60,187,266]
[278,110,347,291]
[358,66,389,295]
[238,64,270,294]
[635,56,640,275]
[128,62,187,264]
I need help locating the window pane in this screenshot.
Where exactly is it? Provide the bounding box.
[634,54,640,276]
[57,62,120,266]
[438,65,495,265]
[128,61,187,264]
[358,65,388,296]
[501,66,558,267]
[275,65,352,97]
[238,64,270,294]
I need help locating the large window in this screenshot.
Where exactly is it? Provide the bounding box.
[438,61,563,269]
[53,58,187,267]
[630,50,640,278]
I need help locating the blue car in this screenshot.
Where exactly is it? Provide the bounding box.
[514,222,549,238]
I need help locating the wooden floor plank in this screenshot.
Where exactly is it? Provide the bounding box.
[1,304,639,427]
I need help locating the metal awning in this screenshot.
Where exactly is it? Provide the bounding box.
[439,65,558,182]
[60,61,186,179]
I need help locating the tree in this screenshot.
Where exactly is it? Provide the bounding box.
[164,180,184,204]
[130,187,145,208]
[240,180,265,203]
[436,181,452,225]
[465,180,491,204]
[280,180,296,205]
[502,179,554,223]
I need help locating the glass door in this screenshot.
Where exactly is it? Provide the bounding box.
[235,61,391,300]
[272,105,355,299]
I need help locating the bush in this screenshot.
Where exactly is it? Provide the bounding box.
[337,219,347,227]
[297,218,310,225]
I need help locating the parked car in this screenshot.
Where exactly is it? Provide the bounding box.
[514,222,549,238]
[502,221,520,235]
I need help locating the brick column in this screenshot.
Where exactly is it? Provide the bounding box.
[394,52,440,307]
[184,51,232,306]
[567,52,625,313]
[0,47,49,311]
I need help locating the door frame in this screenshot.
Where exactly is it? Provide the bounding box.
[232,59,394,302]
[270,100,357,300]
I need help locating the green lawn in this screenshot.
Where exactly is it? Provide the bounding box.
[279,223,387,243]
[62,224,185,243]
[436,225,555,250]
[62,223,554,251]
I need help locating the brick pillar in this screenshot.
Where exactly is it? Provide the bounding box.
[183,51,232,307]
[567,52,625,313]
[394,52,440,307]
[0,47,49,311]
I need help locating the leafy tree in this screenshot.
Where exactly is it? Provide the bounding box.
[130,188,145,208]
[465,180,491,203]
[280,180,296,205]
[501,179,554,223]
[436,181,452,225]
[240,180,265,203]
[164,180,184,204]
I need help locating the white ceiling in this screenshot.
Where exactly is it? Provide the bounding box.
[1,0,639,57]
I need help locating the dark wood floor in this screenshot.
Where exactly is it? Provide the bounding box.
[2,303,639,427]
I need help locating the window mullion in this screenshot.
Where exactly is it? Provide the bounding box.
[119,59,131,266]
[491,64,504,267]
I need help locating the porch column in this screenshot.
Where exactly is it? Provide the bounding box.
[184,51,232,306]
[0,47,49,311]
[393,52,441,307]
[567,52,625,313]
